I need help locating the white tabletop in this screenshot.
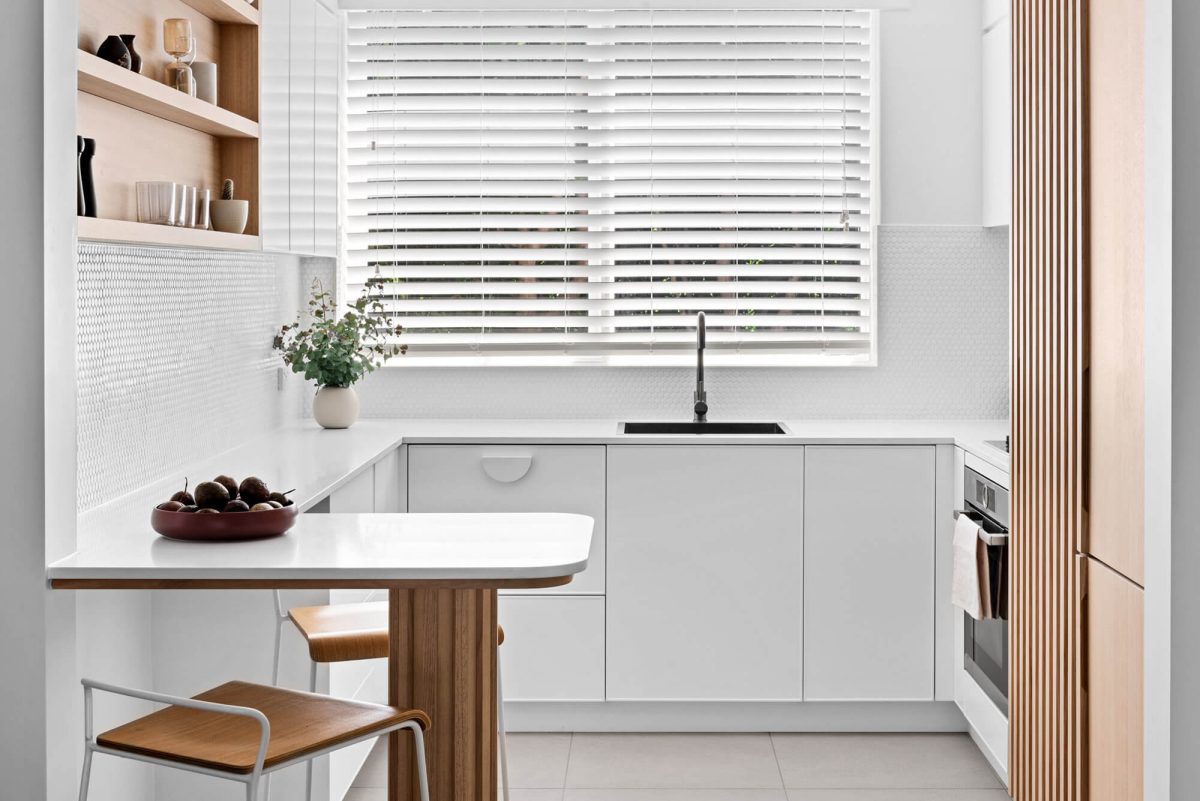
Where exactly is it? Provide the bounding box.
[49,512,593,587]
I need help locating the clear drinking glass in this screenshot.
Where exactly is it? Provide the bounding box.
[136,181,177,225]
[194,188,211,229]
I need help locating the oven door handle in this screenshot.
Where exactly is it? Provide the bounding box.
[953,509,1010,546]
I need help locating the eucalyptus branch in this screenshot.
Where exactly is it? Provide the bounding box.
[273,278,406,388]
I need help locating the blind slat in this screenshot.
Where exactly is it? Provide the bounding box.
[346,8,875,360]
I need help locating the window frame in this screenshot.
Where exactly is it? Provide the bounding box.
[341,8,881,369]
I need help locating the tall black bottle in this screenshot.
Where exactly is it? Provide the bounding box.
[77,136,86,217]
[80,138,97,218]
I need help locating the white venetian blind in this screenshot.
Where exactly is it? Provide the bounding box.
[345,8,876,361]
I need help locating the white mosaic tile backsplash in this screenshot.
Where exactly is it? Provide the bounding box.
[76,243,303,512]
[347,226,1010,420]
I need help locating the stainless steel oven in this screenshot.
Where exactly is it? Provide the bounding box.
[961,467,1010,716]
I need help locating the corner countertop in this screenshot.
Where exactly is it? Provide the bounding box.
[74,418,1009,550]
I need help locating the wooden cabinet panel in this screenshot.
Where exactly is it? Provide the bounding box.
[606,446,804,701]
[1087,0,1145,584]
[407,445,606,595]
[1085,557,1143,801]
[803,446,936,700]
[498,596,605,701]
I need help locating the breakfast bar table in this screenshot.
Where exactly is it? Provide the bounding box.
[48,512,594,801]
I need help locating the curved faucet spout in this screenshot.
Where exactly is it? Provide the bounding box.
[694,312,708,422]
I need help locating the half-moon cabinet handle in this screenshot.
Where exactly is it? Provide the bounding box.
[480,454,533,483]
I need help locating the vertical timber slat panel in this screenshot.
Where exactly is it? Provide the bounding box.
[388,588,499,801]
[1010,1,1085,799]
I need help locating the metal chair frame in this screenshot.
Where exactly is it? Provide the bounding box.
[78,678,430,801]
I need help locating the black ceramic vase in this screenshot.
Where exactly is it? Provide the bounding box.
[119,34,142,73]
[80,138,97,219]
[76,136,86,217]
[96,35,131,69]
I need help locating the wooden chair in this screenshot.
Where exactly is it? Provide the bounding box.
[78,678,430,801]
[272,593,511,801]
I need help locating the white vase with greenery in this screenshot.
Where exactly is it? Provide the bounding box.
[274,279,406,429]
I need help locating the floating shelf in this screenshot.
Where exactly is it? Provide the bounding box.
[78,217,261,251]
[179,0,260,25]
[77,51,260,139]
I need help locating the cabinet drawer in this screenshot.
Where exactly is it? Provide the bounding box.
[499,596,605,701]
[408,445,605,594]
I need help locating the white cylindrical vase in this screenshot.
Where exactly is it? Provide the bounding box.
[193,61,218,105]
[313,386,360,429]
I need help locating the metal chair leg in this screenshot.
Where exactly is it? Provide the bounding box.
[409,723,431,801]
[303,660,317,801]
[78,746,94,801]
[497,657,510,801]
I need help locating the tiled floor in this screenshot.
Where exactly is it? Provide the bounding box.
[346,733,1007,801]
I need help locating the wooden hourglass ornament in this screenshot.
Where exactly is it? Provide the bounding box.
[162,18,197,97]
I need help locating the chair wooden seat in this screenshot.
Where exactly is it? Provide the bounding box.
[288,601,391,663]
[287,601,505,662]
[96,680,430,775]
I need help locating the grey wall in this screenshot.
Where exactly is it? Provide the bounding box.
[0,0,50,797]
[1172,0,1200,795]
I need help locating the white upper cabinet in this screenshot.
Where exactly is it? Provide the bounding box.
[982,2,1011,227]
[261,0,339,257]
[802,446,936,701]
[606,446,805,701]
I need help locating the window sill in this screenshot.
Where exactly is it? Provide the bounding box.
[378,353,878,369]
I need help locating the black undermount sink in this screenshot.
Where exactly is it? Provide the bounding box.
[622,421,788,435]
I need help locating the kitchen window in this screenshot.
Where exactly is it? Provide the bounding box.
[344,8,877,365]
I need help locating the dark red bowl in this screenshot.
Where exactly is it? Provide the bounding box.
[151,505,298,542]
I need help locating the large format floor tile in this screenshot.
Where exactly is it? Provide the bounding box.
[566,790,789,801]
[565,734,784,789]
[347,789,564,801]
[784,791,1010,801]
[771,734,1003,790]
[506,733,575,788]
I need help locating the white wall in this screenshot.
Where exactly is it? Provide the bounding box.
[1144,0,1172,797]
[323,0,1000,422]
[347,226,1008,420]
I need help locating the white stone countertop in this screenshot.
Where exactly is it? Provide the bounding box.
[49,512,594,584]
[69,418,1009,556]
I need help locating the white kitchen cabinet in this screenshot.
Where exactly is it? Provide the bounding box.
[499,596,605,701]
[314,2,339,258]
[327,465,375,512]
[606,446,805,701]
[259,0,290,252]
[288,0,316,255]
[982,10,1011,227]
[261,0,339,256]
[373,447,405,513]
[407,445,606,595]
[803,446,936,701]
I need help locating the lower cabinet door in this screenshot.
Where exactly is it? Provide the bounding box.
[606,445,805,701]
[498,596,605,701]
[408,445,606,594]
[1085,556,1143,801]
[803,446,936,700]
